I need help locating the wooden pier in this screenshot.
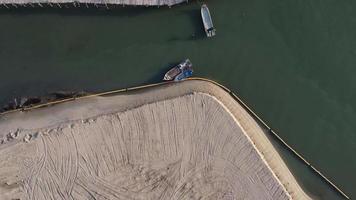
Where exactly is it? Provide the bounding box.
[0,0,189,8]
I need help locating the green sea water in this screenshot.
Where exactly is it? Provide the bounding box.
[0,0,355,199]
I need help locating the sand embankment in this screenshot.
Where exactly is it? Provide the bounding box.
[0,80,311,200]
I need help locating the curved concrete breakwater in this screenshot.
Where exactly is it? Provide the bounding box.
[0,80,312,200]
[0,0,187,7]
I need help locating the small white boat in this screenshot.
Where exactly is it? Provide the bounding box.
[201,4,216,37]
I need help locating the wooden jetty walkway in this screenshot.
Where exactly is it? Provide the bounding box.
[0,0,189,8]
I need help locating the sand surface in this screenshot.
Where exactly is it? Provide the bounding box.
[0,80,311,200]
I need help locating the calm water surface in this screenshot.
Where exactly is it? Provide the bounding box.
[1,0,356,199]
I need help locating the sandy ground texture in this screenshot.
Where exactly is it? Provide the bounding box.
[0,80,311,200]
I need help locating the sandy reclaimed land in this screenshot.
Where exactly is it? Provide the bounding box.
[0,80,311,200]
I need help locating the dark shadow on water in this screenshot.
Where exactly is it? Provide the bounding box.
[0,3,207,41]
[144,61,180,84]
[182,9,206,40]
[166,9,206,42]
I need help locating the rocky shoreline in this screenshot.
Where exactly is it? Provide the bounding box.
[1,91,88,113]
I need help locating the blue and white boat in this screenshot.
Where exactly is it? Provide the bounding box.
[163,59,193,81]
